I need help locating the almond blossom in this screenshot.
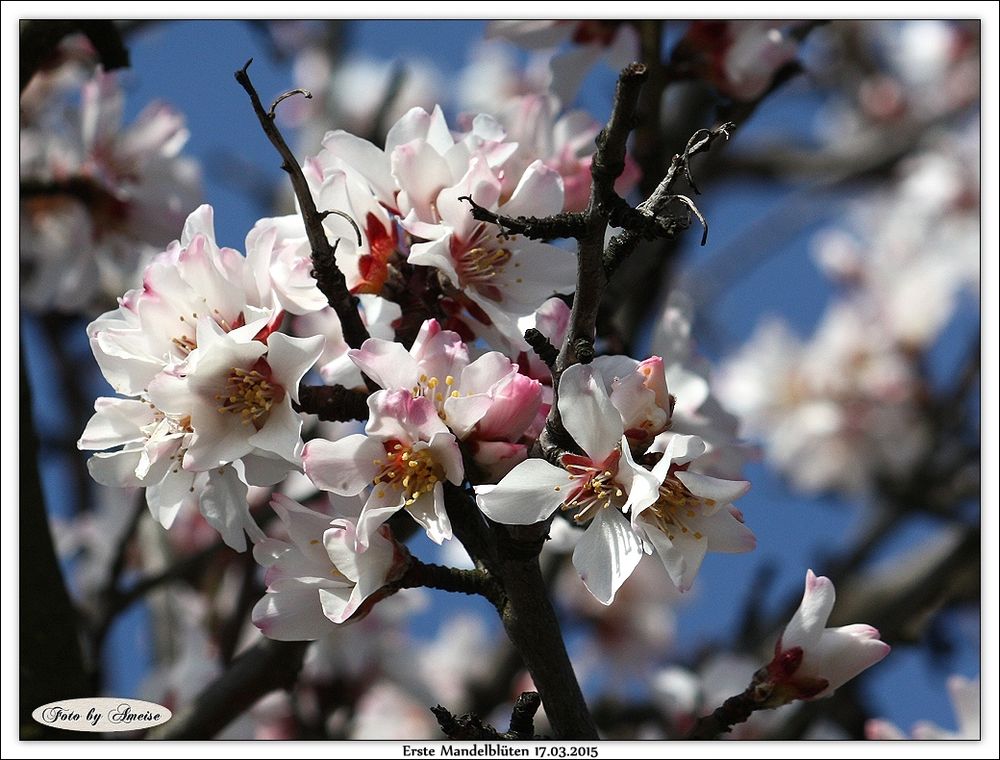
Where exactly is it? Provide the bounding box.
[631,434,755,593]
[476,363,660,604]
[348,318,542,479]
[20,70,200,313]
[303,389,465,547]
[252,494,410,640]
[764,570,890,703]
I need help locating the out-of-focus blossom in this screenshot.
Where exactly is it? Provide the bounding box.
[866,674,980,739]
[486,20,640,105]
[303,389,464,547]
[20,70,200,313]
[764,570,890,703]
[349,681,440,739]
[252,494,410,639]
[674,21,799,101]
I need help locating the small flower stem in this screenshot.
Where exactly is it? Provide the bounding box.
[687,686,763,739]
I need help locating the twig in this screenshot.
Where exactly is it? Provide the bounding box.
[687,684,766,739]
[523,328,559,372]
[432,691,543,740]
[234,60,372,359]
[394,560,505,610]
[458,195,588,240]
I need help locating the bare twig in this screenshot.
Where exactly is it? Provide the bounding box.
[458,195,588,240]
[433,691,543,740]
[234,60,372,360]
[394,560,505,610]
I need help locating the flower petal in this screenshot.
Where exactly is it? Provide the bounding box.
[303,434,382,495]
[572,507,644,605]
[558,363,623,462]
[475,458,570,524]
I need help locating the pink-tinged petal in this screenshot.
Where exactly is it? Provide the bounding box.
[781,570,836,653]
[410,319,469,381]
[266,333,325,404]
[391,139,453,222]
[558,364,623,462]
[503,160,564,218]
[318,586,358,625]
[303,435,382,495]
[675,470,750,505]
[407,235,461,286]
[808,625,890,696]
[475,458,571,524]
[470,370,542,442]
[253,581,334,641]
[348,338,421,391]
[198,465,261,551]
[572,507,644,605]
[78,397,154,450]
[405,482,453,544]
[366,391,449,444]
[87,450,143,487]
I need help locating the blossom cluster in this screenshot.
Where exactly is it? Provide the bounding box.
[21,55,201,313]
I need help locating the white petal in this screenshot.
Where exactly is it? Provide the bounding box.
[248,401,303,464]
[807,625,891,695]
[406,482,452,544]
[503,160,564,218]
[475,458,570,524]
[253,582,332,640]
[86,450,143,487]
[146,469,197,529]
[781,570,836,653]
[572,507,644,605]
[348,339,420,390]
[558,364,623,462]
[302,435,382,495]
[199,465,259,551]
[266,332,325,404]
[675,471,750,505]
[318,586,360,625]
[78,398,153,450]
[640,517,708,592]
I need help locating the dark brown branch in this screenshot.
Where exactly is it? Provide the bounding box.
[458,195,588,240]
[433,691,543,740]
[394,560,505,610]
[604,122,733,273]
[234,60,373,361]
[687,684,765,740]
[295,383,370,422]
[524,328,559,371]
[20,20,129,93]
[151,638,309,739]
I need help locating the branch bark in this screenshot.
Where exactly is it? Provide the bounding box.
[234,60,373,364]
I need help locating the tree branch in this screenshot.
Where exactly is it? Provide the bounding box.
[458,195,588,240]
[151,638,309,739]
[433,691,543,740]
[234,60,372,361]
[394,560,505,610]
